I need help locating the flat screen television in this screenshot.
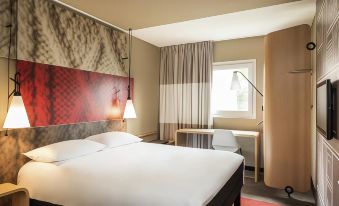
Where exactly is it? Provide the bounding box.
[316,80,336,140]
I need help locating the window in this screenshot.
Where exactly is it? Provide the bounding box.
[212,59,256,119]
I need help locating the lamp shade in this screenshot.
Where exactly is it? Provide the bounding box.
[230,72,241,90]
[123,99,137,119]
[3,95,30,128]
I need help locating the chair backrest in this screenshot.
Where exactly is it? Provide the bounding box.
[212,129,239,148]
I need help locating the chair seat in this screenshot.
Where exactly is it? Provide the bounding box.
[213,145,240,153]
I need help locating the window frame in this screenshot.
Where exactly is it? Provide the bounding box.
[212,59,257,119]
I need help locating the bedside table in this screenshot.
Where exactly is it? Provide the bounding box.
[149,139,169,144]
[0,183,29,206]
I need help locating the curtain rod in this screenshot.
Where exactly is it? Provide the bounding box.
[51,0,128,34]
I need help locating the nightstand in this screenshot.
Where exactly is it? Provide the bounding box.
[0,183,29,206]
[149,139,169,144]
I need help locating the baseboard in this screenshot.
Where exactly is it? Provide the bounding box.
[245,166,264,173]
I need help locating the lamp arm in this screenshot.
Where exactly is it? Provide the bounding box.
[235,71,263,97]
[8,72,21,98]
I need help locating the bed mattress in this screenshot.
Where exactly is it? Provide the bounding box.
[18,142,244,206]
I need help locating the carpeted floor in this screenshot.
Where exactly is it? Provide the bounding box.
[242,172,315,206]
[241,197,281,206]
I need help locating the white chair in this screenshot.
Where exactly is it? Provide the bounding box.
[212,129,242,154]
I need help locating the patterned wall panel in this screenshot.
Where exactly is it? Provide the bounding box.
[316,0,339,80]
[0,0,133,187]
[17,60,133,127]
[0,0,17,58]
[0,0,128,76]
[316,0,339,204]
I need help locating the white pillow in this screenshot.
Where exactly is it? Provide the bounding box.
[86,131,142,148]
[23,139,106,163]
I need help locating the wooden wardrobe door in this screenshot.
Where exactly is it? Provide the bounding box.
[264,25,311,192]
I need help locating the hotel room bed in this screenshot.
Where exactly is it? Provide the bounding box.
[17,142,244,206]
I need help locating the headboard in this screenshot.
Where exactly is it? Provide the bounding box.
[0,120,126,183]
[0,0,131,185]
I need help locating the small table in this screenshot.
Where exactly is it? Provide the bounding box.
[0,183,29,206]
[175,128,260,182]
[149,139,169,144]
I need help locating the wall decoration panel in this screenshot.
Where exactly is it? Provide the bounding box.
[0,0,17,58]
[17,60,133,127]
[0,0,128,76]
[315,0,339,205]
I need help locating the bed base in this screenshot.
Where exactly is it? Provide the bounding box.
[207,162,243,206]
[30,163,244,206]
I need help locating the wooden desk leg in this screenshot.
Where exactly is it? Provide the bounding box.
[254,135,260,183]
[175,132,187,146]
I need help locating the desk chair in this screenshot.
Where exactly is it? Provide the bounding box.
[212,129,242,154]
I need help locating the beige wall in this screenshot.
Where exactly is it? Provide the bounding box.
[213,36,264,131]
[126,37,160,140]
[0,37,160,141]
[213,36,264,167]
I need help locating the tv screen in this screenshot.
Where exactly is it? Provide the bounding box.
[316,80,334,139]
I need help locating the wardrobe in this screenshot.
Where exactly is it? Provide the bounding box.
[264,25,311,192]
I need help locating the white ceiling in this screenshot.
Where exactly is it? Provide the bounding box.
[59,0,298,30]
[133,0,316,47]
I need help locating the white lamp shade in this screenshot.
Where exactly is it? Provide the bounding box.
[123,99,137,119]
[230,72,241,90]
[3,95,30,128]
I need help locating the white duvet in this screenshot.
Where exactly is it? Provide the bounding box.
[18,142,243,206]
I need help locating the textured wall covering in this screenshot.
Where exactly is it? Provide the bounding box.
[0,0,17,58]
[315,0,339,205]
[0,0,128,76]
[0,120,126,184]
[18,60,133,126]
[0,0,133,187]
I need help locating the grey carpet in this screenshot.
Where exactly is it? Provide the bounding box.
[242,172,315,206]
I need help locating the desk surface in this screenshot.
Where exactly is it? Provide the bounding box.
[176,128,260,138]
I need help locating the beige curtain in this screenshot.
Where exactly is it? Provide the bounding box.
[159,41,213,148]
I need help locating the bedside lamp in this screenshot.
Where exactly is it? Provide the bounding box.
[3,73,30,130]
[123,28,137,119]
[3,0,30,134]
[123,99,137,119]
[4,95,30,129]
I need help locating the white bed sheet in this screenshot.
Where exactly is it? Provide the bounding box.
[18,142,243,206]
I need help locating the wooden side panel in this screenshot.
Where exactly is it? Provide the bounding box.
[264,25,311,192]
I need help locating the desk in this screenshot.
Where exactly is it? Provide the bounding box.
[175,128,260,182]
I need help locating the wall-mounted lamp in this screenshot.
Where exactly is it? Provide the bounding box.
[231,71,263,97]
[231,71,264,116]
[123,28,137,119]
[3,0,30,135]
[110,89,122,119]
[3,73,30,129]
